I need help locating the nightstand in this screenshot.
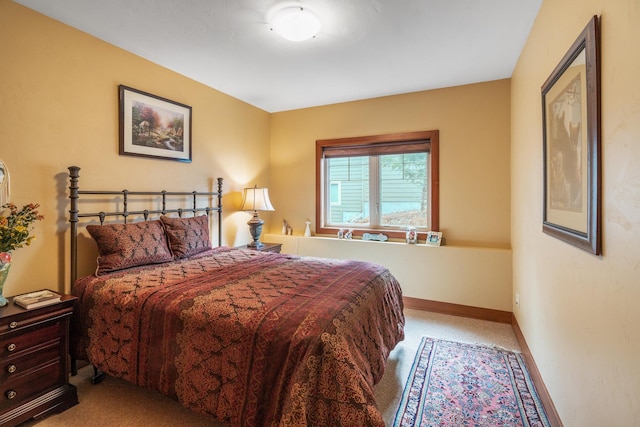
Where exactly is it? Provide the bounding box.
[0,293,78,426]
[239,243,282,253]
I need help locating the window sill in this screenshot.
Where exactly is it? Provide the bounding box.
[315,227,430,242]
[264,233,510,251]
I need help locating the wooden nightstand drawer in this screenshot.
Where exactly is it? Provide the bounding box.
[0,342,60,383]
[0,304,69,333]
[0,359,61,412]
[0,322,61,359]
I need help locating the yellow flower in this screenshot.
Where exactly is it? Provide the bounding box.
[0,203,44,253]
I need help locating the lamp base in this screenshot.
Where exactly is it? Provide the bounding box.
[247,213,265,248]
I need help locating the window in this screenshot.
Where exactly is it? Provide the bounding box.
[316,130,439,239]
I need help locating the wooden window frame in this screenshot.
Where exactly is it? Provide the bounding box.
[316,130,439,240]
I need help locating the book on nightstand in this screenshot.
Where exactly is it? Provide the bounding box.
[13,289,62,309]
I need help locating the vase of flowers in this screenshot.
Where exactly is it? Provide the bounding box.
[0,203,44,306]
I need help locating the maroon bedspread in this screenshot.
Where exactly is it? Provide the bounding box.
[71,247,404,426]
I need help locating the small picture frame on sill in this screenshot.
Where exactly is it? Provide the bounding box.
[405,227,417,244]
[425,231,442,247]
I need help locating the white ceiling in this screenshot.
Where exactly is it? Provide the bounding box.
[15,0,541,113]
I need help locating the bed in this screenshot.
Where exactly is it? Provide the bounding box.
[67,166,405,426]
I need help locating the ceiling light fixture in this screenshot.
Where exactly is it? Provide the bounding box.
[269,6,321,42]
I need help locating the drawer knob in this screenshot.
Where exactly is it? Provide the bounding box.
[7,343,16,352]
[9,321,17,329]
[6,390,16,400]
[7,364,16,374]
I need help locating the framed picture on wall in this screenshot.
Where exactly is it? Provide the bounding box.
[119,85,192,162]
[541,16,601,255]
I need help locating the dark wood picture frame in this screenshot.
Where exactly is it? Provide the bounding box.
[541,16,601,255]
[119,85,192,162]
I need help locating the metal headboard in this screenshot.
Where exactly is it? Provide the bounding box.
[68,166,223,288]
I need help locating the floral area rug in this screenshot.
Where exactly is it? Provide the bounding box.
[393,337,551,427]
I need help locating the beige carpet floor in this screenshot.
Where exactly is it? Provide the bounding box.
[24,308,519,427]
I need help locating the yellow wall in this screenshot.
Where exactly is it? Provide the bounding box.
[269,80,512,249]
[0,1,271,295]
[268,81,514,309]
[512,1,640,425]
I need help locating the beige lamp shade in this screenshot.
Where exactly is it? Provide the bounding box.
[240,186,275,212]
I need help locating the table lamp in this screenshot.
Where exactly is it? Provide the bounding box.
[240,185,275,248]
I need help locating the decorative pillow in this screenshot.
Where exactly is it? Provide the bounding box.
[160,215,211,259]
[87,220,173,275]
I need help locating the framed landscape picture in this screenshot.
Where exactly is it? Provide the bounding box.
[541,16,601,255]
[119,85,192,162]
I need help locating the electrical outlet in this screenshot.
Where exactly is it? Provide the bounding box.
[515,293,520,306]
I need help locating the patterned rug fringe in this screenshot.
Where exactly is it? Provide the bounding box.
[393,337,550,427]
